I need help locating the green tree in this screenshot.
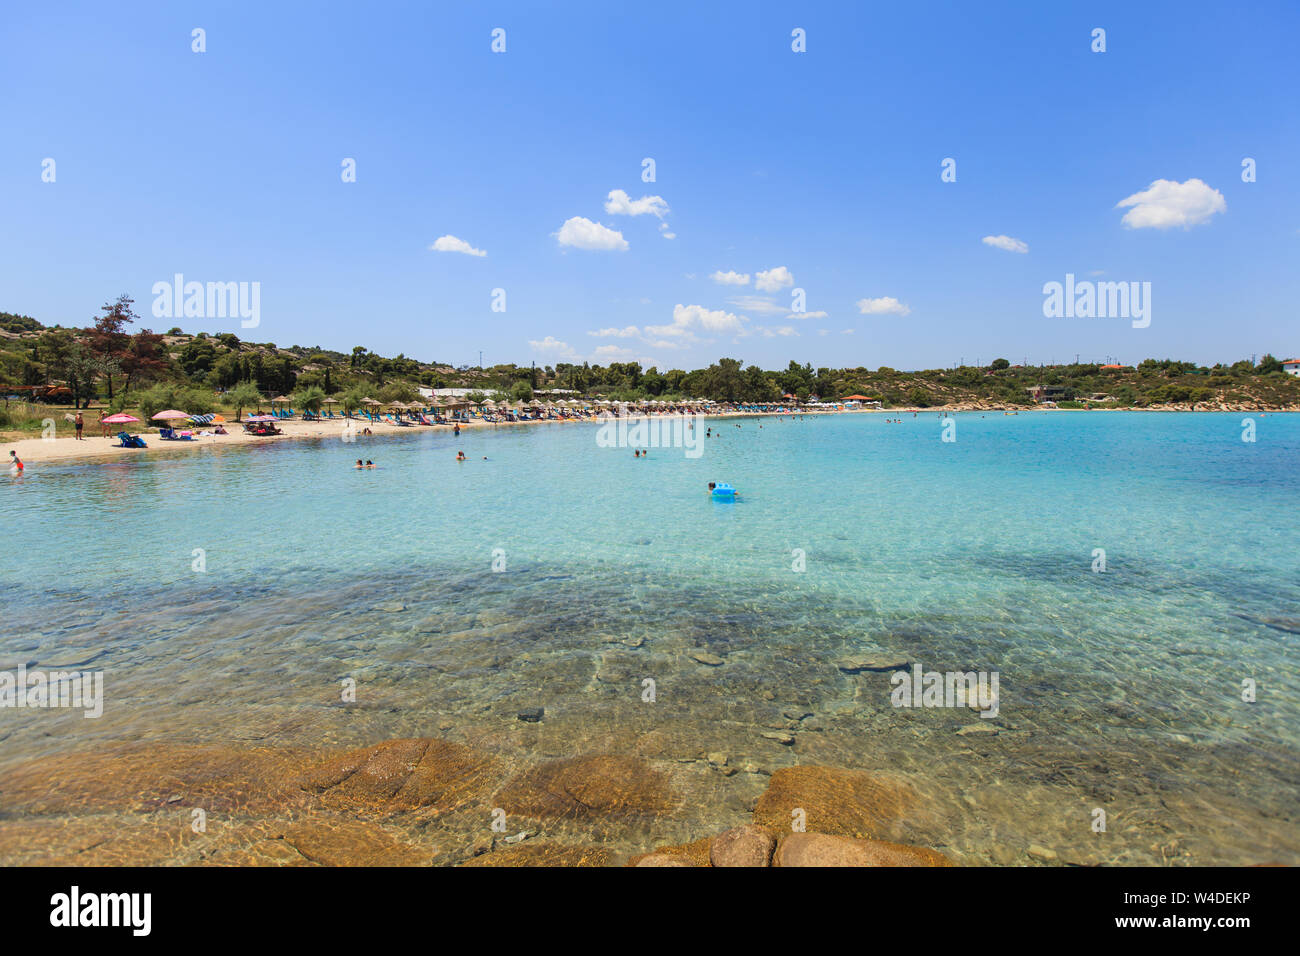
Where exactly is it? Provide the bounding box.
[294,385,327,414]
[225,382,263,421]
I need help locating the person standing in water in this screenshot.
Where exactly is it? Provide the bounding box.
[9,451,23,474]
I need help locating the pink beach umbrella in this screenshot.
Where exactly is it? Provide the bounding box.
[151,410,190,421]
[101,413,140,424]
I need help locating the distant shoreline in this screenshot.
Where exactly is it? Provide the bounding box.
[5,405,1295,467]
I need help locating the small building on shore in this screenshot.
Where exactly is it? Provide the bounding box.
[1282,358,1300,376]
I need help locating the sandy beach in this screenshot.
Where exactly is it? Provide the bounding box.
[4,408,853,466]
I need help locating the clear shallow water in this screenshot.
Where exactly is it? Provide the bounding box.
[2,411,1298,864]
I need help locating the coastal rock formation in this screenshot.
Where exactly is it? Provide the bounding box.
[773,832,952,867]
[0,743,306,816]
[751,765,917,840]
[494,754,674,821]
[710,824,777,867]
[460,843,615,867]
[627,836,714,867]
[297,737,498,814]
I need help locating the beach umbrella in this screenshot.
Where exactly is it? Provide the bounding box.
[361,397,382,406]
[101,413,140,424]
[151,410,190,421]
[322,397,339,405]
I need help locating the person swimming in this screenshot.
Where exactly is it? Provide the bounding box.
[354,459,364,469]
[365,460,375,468]
[456,451,466,461]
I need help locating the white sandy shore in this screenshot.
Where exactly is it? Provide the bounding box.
[4,409,848,466]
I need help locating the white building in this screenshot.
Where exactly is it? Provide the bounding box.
[1281,358,1300,376]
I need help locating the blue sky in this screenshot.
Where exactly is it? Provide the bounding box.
[3,1,1297,371]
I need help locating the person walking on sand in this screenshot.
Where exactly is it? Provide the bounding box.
[74,412,84,440]
[99,411,109,438]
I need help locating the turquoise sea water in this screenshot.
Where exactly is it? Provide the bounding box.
[2,411,1298,864]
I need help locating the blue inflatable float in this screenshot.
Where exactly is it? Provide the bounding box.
[709,482,736,499]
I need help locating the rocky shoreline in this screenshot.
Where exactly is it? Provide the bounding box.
[0,737,957,867]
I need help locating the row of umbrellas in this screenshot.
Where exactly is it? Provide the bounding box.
[100,397,753,427]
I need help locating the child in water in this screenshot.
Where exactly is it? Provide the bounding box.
[9,451,23,474]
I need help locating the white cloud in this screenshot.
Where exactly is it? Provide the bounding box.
[981,234,1029,254]
[591,344,642,362]
[604,189,669,219]
[841,329,855,335]
[726,294,787,315]
[796,310,828,320]
[588,326,641,338]
[754,266,794,292]
[529,336,578,359]
[429,234,486,257]
[856,296,911,316]
[1116,178,1226,230]
[711,270,750,286]
[659,223,676,240]
[556,216,628,250]
[647,303,749,340]
[761,326,799,338]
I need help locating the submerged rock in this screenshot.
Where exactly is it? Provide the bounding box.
[635,853,693,866]
[752,765,917,840]
[460,843,614,867]
[1027,844,1058,863]
[774,832,952,867]
[517,707,544,722]
[494,754,674,821]
[690,650,725,666]
[710,825,776,867]
[626,836,713,867]
[296,737,498,814]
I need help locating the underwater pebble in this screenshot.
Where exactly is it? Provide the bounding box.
[691,651,724,666]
